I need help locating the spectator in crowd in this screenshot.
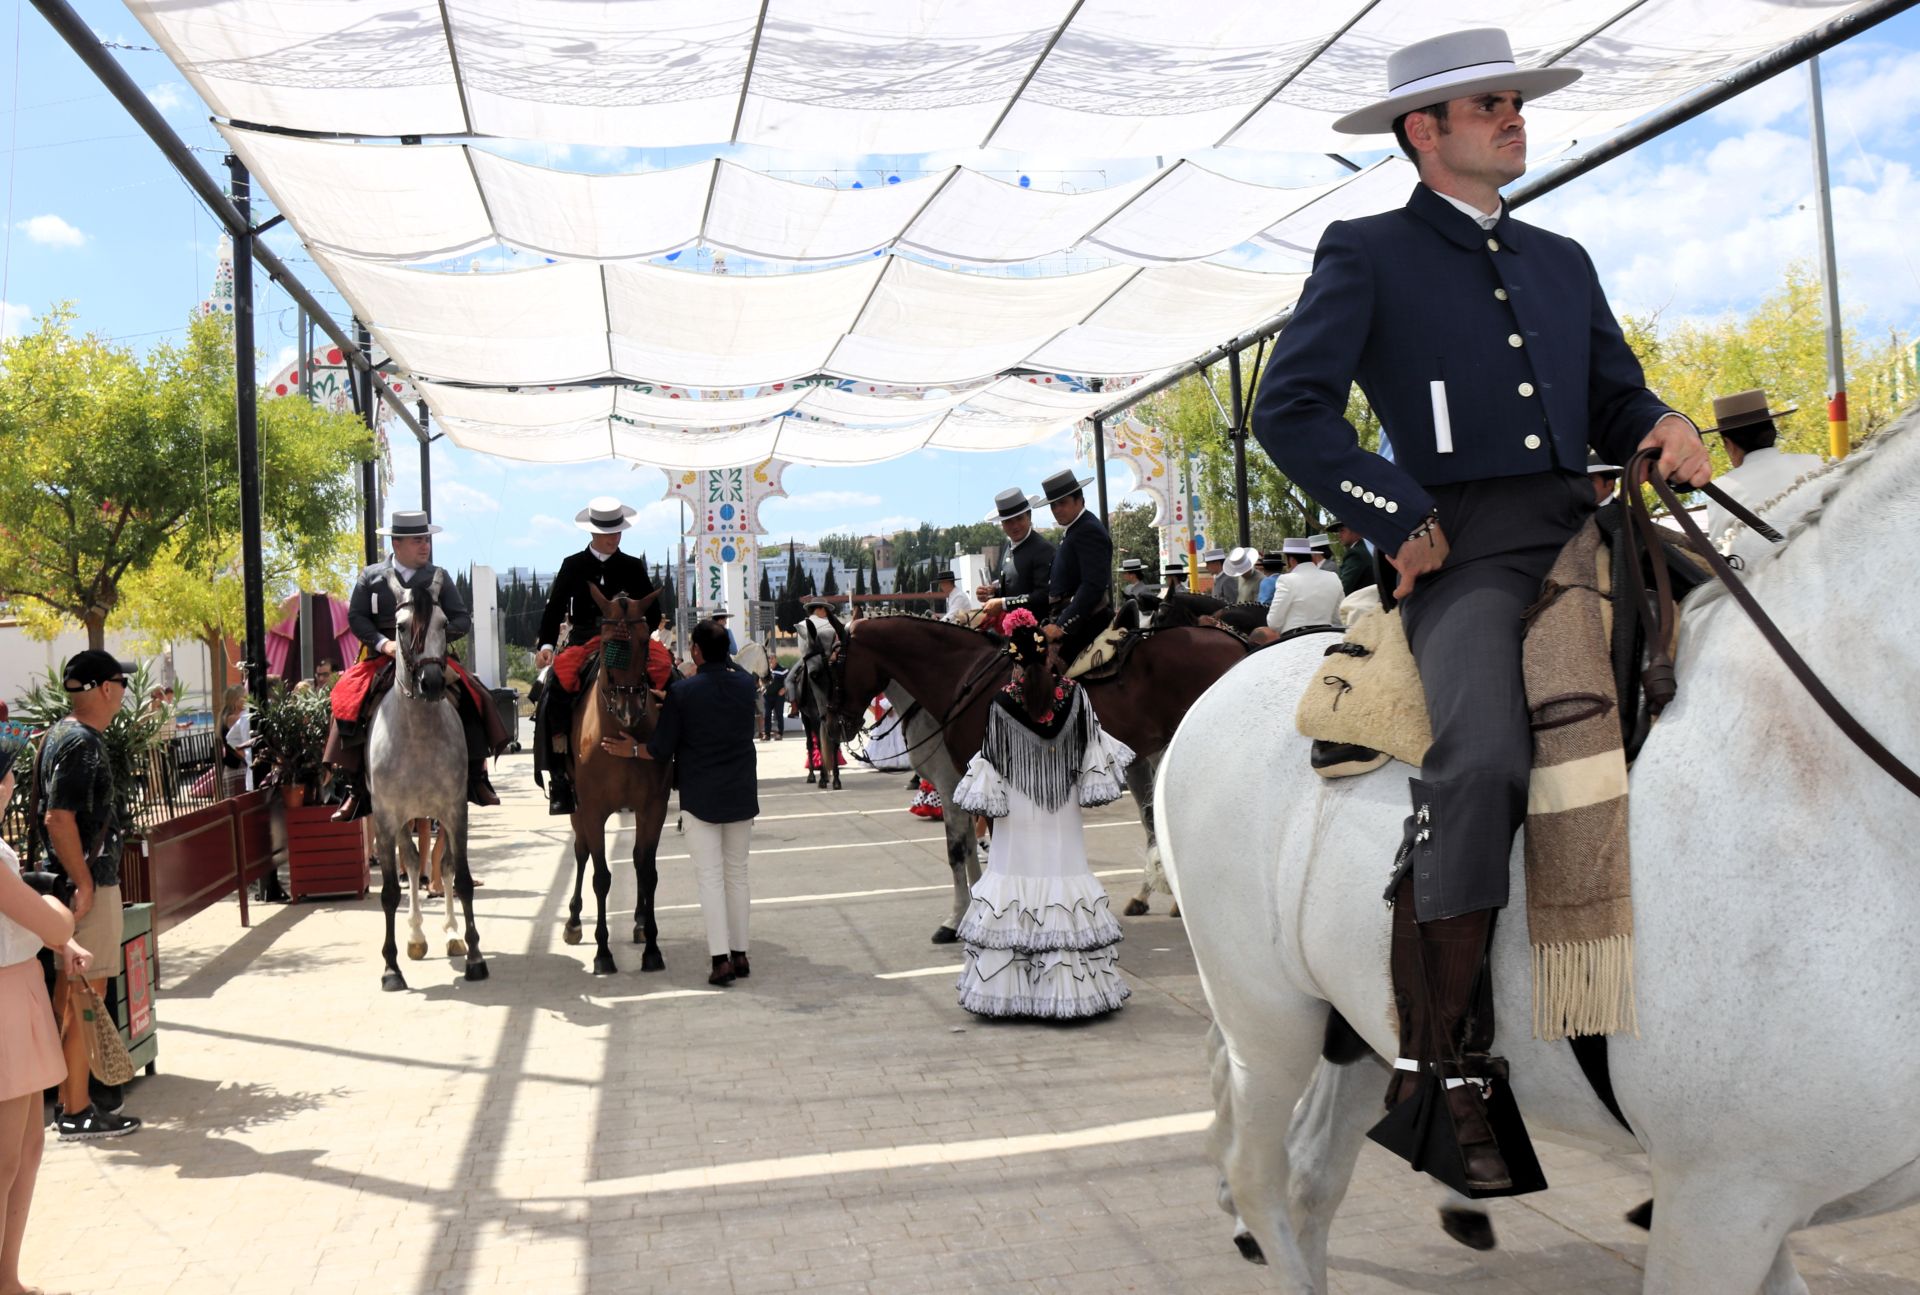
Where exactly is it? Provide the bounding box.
[224,687,257,793]
[313,660,336,693]
[37,651,142,1140]
[763,660,787,741]
[217,686,248,798]
[616,619,759,986]
[0,732,92,1292]
[712,610,739,655]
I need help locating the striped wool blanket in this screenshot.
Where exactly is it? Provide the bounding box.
[1521,516,1635,1040]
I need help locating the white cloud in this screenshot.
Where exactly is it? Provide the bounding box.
[0,301,29,341]
[20,215,85,248]
[145,82,189,112]
[433,481,500,517]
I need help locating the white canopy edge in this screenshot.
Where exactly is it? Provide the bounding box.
[133,0,1870,155]
[314,249,1308,392]
[418,375,1136,468]
[222,123,1389,268]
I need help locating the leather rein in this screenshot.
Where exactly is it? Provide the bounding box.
[1621,446,1920,800]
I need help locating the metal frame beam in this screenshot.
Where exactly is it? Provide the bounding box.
[30,0,428,445]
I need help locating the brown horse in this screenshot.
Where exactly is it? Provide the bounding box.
[563,586,671,975]
[833,615,1250,935]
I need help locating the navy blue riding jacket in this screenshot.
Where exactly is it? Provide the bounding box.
[1253,184,1679,556]
[647,662,759,824]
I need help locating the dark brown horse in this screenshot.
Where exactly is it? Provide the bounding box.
[563,586,671,975]
[833,615,1250,935]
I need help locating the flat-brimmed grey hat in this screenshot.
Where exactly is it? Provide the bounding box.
[575,496,636,534]
[1333,28,1582,136]
[1282,537,1314,557]
[988,486,1033,523]
[378,509,442,537]
[1162,561,1190,578]
[1037,468,1094,508]
[1308,533,1333,553]
[1119,557,1147,575]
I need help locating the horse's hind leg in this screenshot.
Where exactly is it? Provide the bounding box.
[446,808,486,982]
[1123,758,1157,916]
[1285,1049,1394,1282]
[563,829,587,945]
[1209,993,1331,1291]
[1643,1169,1807,1295]
[378,834,406,992]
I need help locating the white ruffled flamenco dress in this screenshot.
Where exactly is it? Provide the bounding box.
[951,681,1135,1018]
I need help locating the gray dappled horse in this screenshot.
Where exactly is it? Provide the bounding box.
[365,570,486,990]
[562,585,671,975]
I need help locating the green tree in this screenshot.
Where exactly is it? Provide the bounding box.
[853,561,866,598]
[821,561,839,596]
[0,307,370,648]
[1107,499,1158,587]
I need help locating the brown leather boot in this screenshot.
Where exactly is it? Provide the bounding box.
[467,762,501,807]
[1384,877,1513,1193]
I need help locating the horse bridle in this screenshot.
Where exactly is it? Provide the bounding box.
[390,570,447,699]
[1622,447,1920,800]
[596,597,654,724]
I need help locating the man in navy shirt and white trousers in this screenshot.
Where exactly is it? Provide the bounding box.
[1254,27,1713,1193]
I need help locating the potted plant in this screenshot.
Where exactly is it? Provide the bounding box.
[252,686,331,806]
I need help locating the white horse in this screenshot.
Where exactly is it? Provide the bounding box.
[1158,408,1920,1293]
[365,570,484,990]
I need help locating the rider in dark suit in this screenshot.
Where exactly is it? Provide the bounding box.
[987,470,1112,667]
[976,486,1055,609]
[532,497,664,814]
[1250,28,1712,1193]
[326,510,503,821]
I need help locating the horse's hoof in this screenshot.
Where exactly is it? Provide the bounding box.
[1231,1231,1266,1265]
[406,939,429,961]
[381,971,407,993]
[592,952,618,976]
[1625,1199,1653,1231]
[1439,1206,1497,1252]
[640,948,666,973]
[447,939,467,957]
[1170,903,1182,919]
[464,960,489,982]
[562,923,583,946]
[931,925,959,945]
[1122,897,1150,917]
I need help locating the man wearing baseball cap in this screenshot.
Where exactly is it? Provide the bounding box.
[39,650,143,1139]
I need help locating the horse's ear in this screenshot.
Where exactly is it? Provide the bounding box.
[588,583,614,616]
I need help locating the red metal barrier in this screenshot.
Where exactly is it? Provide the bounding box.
[138,789,277,935]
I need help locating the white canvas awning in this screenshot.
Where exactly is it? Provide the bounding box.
[133,0,1868,155]
[122,0,1887,468]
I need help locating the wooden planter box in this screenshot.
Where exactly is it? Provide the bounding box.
[286,805,371,901]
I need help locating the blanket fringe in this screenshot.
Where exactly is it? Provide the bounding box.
[1531,934,1639,1042]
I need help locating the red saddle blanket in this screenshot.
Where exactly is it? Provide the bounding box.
[331,654,490,722]
[553,636,673,693]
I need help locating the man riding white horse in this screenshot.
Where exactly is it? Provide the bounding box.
[532,496,671,815]
[1252,26,1712,1193]
[326,510,507,822]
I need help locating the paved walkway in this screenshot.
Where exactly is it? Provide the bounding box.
[24,745,1920,1293]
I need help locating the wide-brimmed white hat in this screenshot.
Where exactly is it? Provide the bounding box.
[1333,28,1581,136]
[1222,547,1257,578]
[575,496,636,534]
[1282,537,1314,557]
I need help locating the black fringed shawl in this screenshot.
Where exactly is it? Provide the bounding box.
[977,679,1091,813]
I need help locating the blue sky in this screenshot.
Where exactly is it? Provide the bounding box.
[4,3,1916,580]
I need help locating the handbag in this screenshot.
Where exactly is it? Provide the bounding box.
[77,976,137,1086]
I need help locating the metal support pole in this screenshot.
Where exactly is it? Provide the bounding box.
[357,321,380,564]
[227,155,270,712]
[1808,57,1850,460]
[676,498,690,662]
[417,400,432,516]
[1091,416,1110,528]
[295,303,310,405]
[1227,349,1252,548]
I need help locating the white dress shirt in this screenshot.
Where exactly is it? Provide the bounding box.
[1706,445,1826,566]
